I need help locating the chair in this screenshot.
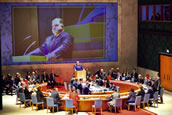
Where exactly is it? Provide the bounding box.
[65,99,76,115]
[107,76,112,80]
[91,75,96,81]
[55,77,64,86]
[112,98,122,113]
[141,94,150,109]
[92,98,102,115]
[158,88,164,103]
[18,93,31,108]
[149,91,159,107]
[116,86,120,93]
[46,97,58,113]
[31,95,44,111]
[128,96,141,111]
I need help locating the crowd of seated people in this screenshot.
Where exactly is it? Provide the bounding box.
[66,66,162,98]
[1,66,163,113]
[2,67,161,95]
[2,70,61,95]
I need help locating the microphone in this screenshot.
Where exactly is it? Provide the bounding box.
[24,41,36,55]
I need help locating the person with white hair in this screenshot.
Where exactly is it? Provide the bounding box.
[26,18,74,60]
[137,74,144,84]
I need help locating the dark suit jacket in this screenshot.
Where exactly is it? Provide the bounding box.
[105,81,110,88]
[50,73,58,82]
[128,91,136,102]
[93,70,100,76]
[108,71,117,79]
[137,78,144,84]
[137,89,145,101]
[77,82,83,94]
[125,76,131,80]
[99,72,106,79]
[36,90,44,102]
[144,80,152,86]
[83,85,90,95]
[27,31,74,59]
[154,78,160,91]
[147,87,154,98]
[98,79,104,86]
[131,72,138,82]
[24,88,32,99]
[51,91,61,104]
[41,73,49,82]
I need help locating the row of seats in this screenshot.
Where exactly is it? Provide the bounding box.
[17,88,164,114]
[92,88,164,114]
[18,92,77,114]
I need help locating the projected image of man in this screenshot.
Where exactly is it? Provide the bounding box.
[25,18,74,60]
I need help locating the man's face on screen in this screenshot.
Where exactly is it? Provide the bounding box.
[52,18,64,37]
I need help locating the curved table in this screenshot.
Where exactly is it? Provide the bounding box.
[40,80,141,111]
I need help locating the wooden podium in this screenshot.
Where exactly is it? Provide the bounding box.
[160,52,172,91]
[75,70,86,80]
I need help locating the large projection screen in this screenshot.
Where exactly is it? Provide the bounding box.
[0,3,118,65]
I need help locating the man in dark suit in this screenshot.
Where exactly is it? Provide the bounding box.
[154,73,160,93]
[146,83,154,99]
[146,83,154,106]
[137,85,145,101]
[99,68,106,79]
[41,70,49,83]
[98,78,104,86]
[51,88,61,106]
[82,82,90,95]
[24,85,33,99]
[25,18,74,60]
[49,70,59,88]
[107,68,117,79]
[15,72,21,86]
[125,72,132,80]
[131,68,138,82]
[93,66,103,77]
[137,74,144,84]
[77,79,83,94]
[36,86,44,102]
[127,88,136,104]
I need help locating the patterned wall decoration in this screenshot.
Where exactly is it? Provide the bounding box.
[0,4,12,65]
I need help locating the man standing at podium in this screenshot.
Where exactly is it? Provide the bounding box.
[25,18,74,60]
[74,61,84,71]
